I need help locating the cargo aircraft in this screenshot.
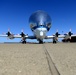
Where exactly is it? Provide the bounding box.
[0,10,76,44]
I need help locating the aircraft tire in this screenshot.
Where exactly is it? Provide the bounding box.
[39,41,43,44]
[22,41,26,44]
[53,41,56,44]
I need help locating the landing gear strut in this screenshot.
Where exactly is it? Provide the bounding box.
[53,37,57,44]
[21,37,26,44]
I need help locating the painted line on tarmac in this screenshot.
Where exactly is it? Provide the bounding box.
[43,44,60,75]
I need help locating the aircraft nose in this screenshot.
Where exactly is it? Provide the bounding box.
[40,31,43,36]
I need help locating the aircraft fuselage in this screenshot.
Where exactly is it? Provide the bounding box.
[29,10,51,43]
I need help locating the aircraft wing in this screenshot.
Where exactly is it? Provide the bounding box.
[14,35,36,39]
[0,35,8,37]
[0,34,36,39]
[45,35,65,39]
[0,34,21,38]
[71,34,76,37]
[45,34,76,39]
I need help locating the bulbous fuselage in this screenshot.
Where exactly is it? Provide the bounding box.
[29,10,51,31]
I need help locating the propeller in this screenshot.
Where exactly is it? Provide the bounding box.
[6,28,11,36]
[63,29,73,40]
[64,29,73,36]
[52,29,60,42]
[20,29,25,37]
[68,29,73,36]
[2,28,15,39]
[2,28,12,36]
[20,29,27,43]
[55,29,60,37]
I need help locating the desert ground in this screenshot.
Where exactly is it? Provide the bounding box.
[0,43,76,75]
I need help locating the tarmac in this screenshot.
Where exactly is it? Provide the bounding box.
[0,43,76,75]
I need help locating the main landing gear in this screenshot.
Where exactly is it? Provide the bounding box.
[53,40,57,44]
[21,37,26,44]
[53,37,57,44]
[22,40,26,44]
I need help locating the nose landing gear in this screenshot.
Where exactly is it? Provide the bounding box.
[39,40,43,44]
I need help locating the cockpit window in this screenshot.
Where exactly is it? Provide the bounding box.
[46,23,51,28]
[30,23,37,29]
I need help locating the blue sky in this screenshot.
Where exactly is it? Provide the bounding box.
[0,0,76,42]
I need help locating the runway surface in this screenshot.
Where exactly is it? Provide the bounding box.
[0,43,76,75]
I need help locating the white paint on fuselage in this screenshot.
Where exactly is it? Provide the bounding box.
[34,27,47,41]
